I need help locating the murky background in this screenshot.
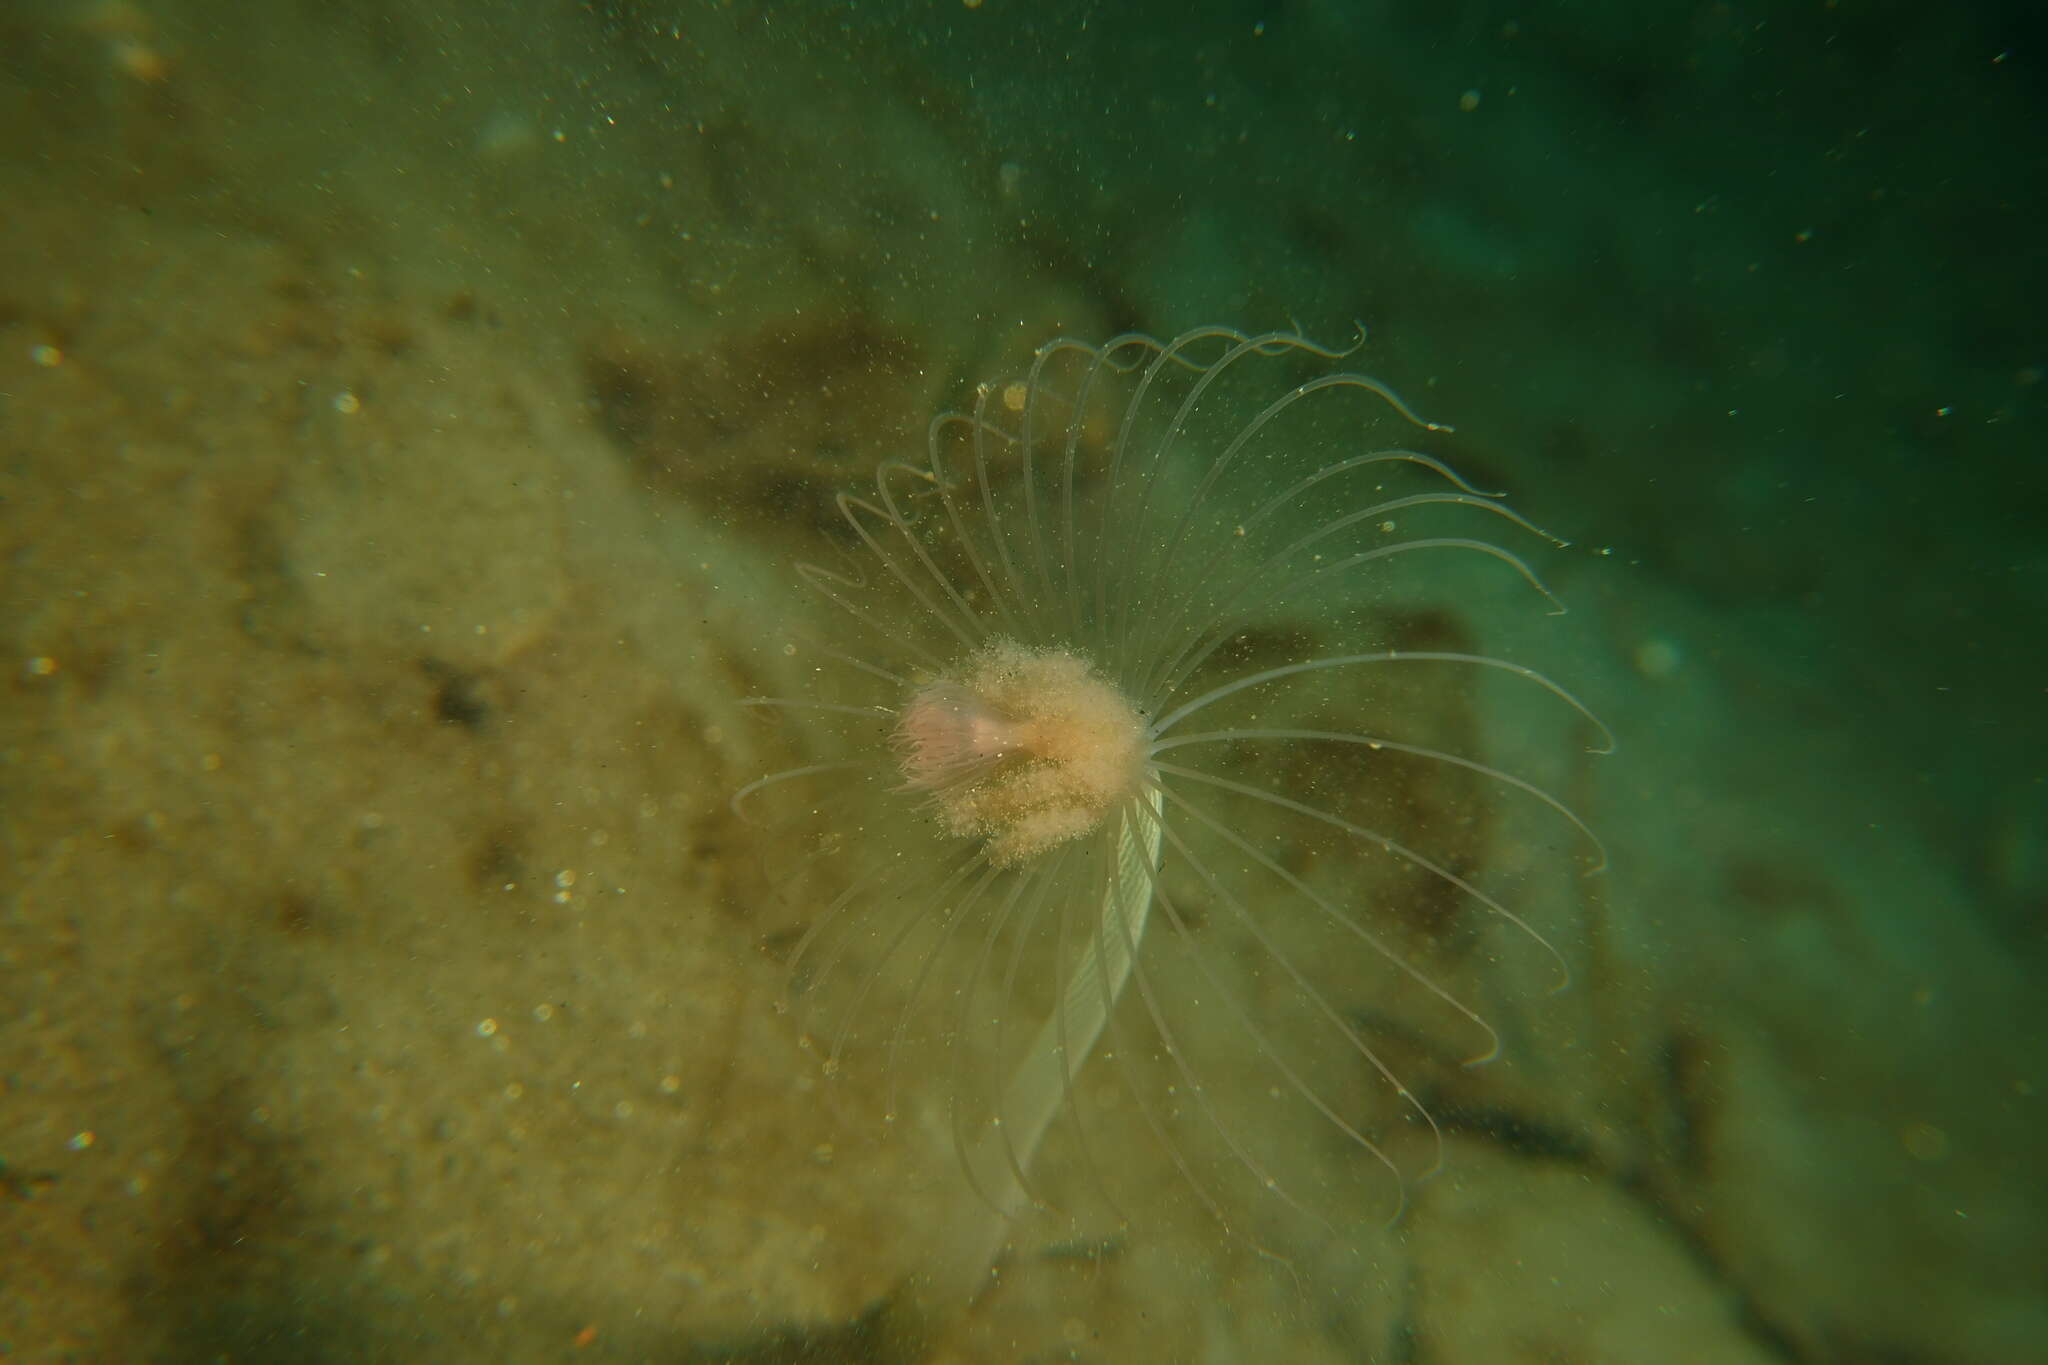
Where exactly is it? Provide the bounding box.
[1,2,2041,1361]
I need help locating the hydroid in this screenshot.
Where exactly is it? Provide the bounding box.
[735,325,1608,1303]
